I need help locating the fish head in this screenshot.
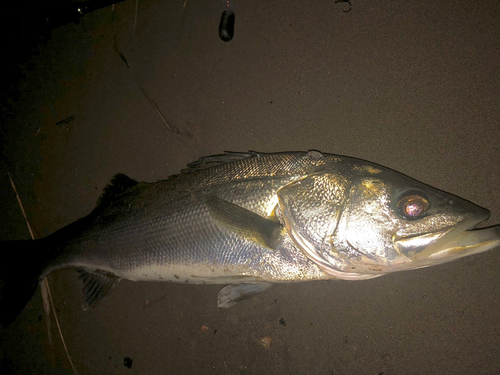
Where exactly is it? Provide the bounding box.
[278,161,499,280]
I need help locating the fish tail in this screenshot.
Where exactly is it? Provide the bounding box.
[0,239,48,328]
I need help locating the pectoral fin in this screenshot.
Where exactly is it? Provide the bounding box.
[205,195,283,250]
[217,282,273,308]
[77,269,120,310]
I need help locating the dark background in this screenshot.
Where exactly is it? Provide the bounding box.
[1,0,499,374]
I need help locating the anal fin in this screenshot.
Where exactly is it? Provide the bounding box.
[76,269,120,310]
[217,282,273,308]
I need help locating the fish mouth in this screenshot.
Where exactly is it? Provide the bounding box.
[390,210,500,271]
[423,225,500,263]
[348,210,499,276]
[289,208,499,279]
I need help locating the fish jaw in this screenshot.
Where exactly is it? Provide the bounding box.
[403,208,491,261]
[426,225,500,263]
[357,210,499,274]
[286,200,498,279]
[374,225,500,274]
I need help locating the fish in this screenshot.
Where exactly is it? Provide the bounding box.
[1,150,499,327]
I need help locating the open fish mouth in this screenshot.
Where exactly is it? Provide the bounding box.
[391,211,500,272]
[289,210,499,279]
[426,225,500,262]
[342,210,500,276]
[385,225,500,273]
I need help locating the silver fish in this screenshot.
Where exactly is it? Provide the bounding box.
[2,151,499,326]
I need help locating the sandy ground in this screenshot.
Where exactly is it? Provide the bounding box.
[1,0,500,374]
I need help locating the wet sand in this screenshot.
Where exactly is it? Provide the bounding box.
[1,1,500,374]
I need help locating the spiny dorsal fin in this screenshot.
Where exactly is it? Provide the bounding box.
[76,269,120,310]
[182,151,261,173]
[96,174,139,208]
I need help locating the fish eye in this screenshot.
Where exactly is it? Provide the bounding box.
[398,195,429,219]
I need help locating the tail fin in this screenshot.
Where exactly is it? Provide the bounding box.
[0,239,47,328]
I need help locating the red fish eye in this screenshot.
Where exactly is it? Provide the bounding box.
[398,195,429,219]
[405,201,423,216]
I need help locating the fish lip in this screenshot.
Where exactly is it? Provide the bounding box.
[427,224,500,262]
[344,212,497,276]
[361,211,494,274]
[409,210,491,261]
[289,206,497,278]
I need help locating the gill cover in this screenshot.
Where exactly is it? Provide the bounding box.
[276,172,362,277]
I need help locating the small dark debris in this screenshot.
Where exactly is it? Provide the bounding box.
[124,357,133,369]
[143,294,166,308]
[274,299,277,303]
[113,35,129,68]
[119,53,130,68]
[335,0,352,12]
[381,353,391,362]
[174,274,179,279]
[56,115,75,127]
[214,329,217,334]
[279,318,286,327]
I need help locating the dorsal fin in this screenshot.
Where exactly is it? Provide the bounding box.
[96,173,139,208]
[181,151,261,173]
